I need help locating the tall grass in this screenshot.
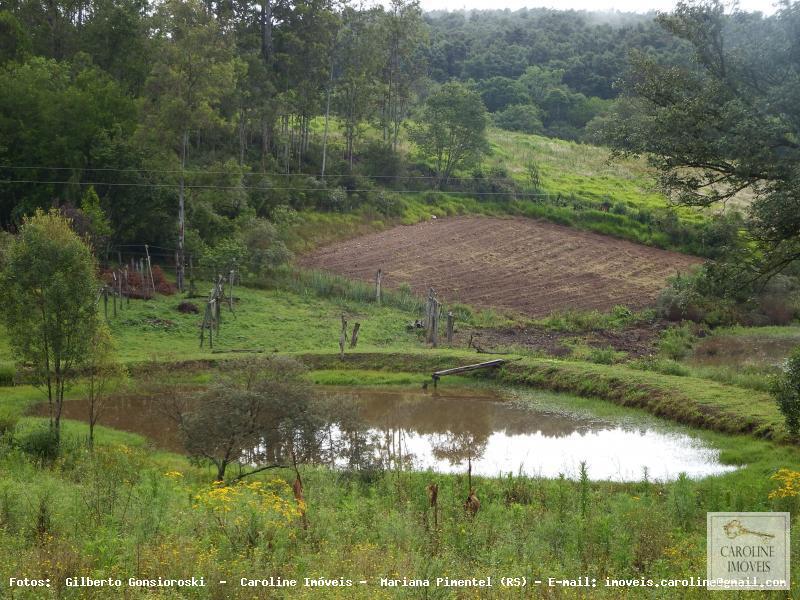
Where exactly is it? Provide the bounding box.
[266,266,424,314]
[0,363,14,387]
[262,266,510,328]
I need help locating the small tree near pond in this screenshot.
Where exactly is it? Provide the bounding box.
[773,347,800,438]
[0,210,99,444]
[86,324,126,448]
[178,357,318,482]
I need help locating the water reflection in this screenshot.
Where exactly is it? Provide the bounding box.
[38,386,737,482]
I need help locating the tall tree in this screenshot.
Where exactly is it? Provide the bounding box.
[603,0,800,280]
[0,57,135,227]
[333,6,382,170]
[137,0,239,291]
[0,210,99,443]
[380,0,426,150]
[408,82,489,187]
[273,0,337,173]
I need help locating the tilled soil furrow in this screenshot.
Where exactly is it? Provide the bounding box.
[300,216,702,317]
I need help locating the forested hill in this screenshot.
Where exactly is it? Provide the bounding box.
[426,9,684,96]
[423,9,691,140]
[0,1,705,270]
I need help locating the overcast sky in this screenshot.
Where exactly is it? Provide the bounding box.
[420,0,779,15]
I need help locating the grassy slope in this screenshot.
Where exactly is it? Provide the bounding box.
[285,127,709,253]
[99,285,420,362]
[485,129,703,222]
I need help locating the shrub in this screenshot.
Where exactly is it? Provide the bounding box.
[0,363,13,386]
[772,347,800,437]
[494,104,544,134]
[657,272,705,322]
[177,301,199,314]
[360,141,404,180]
[0,406,18,439]
[16,426,60,462]
[658,324,695,361]
[587,347,622,365]
[658,265,799,327]
[240,218,291,276]
[201,237,247,278]
[372,191,406,218]
[629,358,690,377]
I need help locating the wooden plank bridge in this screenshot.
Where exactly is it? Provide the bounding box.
[431,359,507,387]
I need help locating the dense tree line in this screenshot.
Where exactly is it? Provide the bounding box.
[0,0,432,263]
[425,9,691,139]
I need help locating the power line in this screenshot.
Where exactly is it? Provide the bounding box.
[0,178,552,197]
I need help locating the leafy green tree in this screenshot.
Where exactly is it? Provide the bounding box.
[78,0,152,93]
[240,217,291,276]
[494,104,543,134]
[333,6,383,170]
[517,66,564,106]
[378,0,427,150]
[0,56,135,226]
[0,210,99,443]
[474,76,527,113]
[273,0,338,172]
[408,82,489,187]
[0,10,31,63]
[773,347,800,438]
[178,357,316,482]
[85,324,126,448]
[603,0,800,279]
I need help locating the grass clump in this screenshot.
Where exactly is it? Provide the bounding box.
[541,305,653,333]
[658,324,696,360]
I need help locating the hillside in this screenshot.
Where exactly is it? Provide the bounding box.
[285,127,713,257]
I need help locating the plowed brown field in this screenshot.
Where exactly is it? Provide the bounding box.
[300,216,702,317]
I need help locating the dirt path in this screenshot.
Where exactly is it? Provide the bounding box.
[300,215,702,317]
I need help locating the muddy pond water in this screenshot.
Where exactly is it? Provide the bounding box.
[40,386,737,482]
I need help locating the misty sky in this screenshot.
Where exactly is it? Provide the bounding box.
[420,0,779,15]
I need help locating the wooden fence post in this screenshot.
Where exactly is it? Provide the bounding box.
[430,299,440,347]
[350,322,361,348]
[124,267,129,306]
[112,273,117,317]
[189,254,196,297]
[117,270,122,312]
[229,268,235,312]
[446,311,454,345]
[339,314,348,359]
[144,244,155,296]
[103,286,108,320]
[375,269,382,304]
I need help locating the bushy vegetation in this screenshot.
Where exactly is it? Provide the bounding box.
[773,348,800,438]
[657,268,800,327]
[540,305,652,333]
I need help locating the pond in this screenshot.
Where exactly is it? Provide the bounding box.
[39,386,737,482]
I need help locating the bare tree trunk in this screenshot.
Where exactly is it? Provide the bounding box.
[238,108,246,165]
[321,61,333,178]
[260,0,273,63]
[177,130,188,292]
